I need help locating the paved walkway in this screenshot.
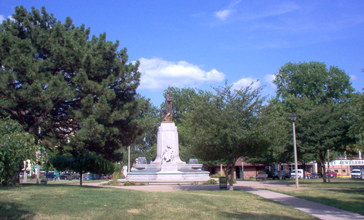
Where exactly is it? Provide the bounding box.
[84,180,364,220]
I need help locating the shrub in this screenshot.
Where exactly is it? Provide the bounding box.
[0,118,38,186]
[203,179,218,185]
[124,181,136,186]
[210,173,224,178]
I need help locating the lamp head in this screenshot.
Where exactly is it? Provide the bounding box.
[290,113,297,122]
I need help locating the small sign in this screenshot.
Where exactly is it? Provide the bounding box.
[219,177,228,189]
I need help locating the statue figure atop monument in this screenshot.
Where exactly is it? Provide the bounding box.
[163,91,173,122]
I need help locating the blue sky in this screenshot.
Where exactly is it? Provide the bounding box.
[1,0,363,106]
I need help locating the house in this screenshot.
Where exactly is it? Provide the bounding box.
[207,158,266,179]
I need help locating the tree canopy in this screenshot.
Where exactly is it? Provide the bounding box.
[0,6,144,181]
[272,62,355,182]
[274,62,353,104]
[180,84,269,190]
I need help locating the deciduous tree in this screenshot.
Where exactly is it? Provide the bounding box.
[180,84,269,190]
[273,62,355,182]
[0,117,38,186]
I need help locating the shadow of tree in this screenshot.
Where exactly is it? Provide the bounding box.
[220,211,313,220]
[0,202,35,219]
[293,189,364,215]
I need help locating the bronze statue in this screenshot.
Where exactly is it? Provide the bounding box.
[163,91,173,122]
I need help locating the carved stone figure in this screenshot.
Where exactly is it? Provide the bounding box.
[162,145,174,163]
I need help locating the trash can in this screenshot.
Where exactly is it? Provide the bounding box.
[219,177,228,189]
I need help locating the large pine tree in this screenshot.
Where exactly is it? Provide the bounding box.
[0,6,142,164]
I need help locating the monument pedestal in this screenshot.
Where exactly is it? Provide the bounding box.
[127,122,210,182]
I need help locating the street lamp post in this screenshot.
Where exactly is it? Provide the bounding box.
[128,146,131,173]
[290,113,299,189]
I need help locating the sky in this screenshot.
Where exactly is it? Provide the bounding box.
[1,0,363,106]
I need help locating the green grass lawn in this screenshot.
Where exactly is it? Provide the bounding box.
[285,178,364,189]
[0,184,316,220]
[270,179,364,215]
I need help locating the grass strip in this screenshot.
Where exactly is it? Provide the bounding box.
[0,184,316,220]
[270,188,364,215]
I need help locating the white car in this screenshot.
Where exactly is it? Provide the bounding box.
[290,169,304,179]
[351,169,362,179]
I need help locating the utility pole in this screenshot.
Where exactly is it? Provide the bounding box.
[128,146,131,172]
[327,149,331,183]
[290,113,299,189]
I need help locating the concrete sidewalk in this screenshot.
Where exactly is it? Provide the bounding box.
[245,188,364,220]
[84,180,364,220]
[234,181,364,220]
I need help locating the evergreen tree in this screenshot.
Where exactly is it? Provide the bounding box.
[0,6,143,180]
[127,96,160,164]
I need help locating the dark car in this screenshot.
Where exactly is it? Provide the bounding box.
[307,172,319,179]
[45,172,55,180]
[60,173,70,180]
[272,170,291,180]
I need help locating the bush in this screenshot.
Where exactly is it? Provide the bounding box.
[0,118,38,186]
[210,173,224,178]
[124,181,136,186]
[204,179,218,185]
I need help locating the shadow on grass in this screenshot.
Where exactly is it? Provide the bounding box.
[220,212,312,220]
[295,190,364,216]
[0,202,35,219]
[19,183,104,189]
[298,179,364,188]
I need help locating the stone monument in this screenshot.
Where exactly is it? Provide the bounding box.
[126,91,210,182]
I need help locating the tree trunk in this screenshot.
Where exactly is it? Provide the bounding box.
[79,171,83,186]
[227,165,235,191]
[317,162,322,177]
[318,151,327,183]
[321,155,327,183]
[303,163,306,179]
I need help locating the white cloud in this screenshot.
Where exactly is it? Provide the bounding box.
[215,9,233,20]
[0,15,5,23]
[0,15,14,23]
[232,77,260,91]
[214,0,242,20]
[350,75,357,80]
[138,57,225,89]
[264,74,276,85]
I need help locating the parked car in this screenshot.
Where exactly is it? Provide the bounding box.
[351,169,362,179]
[290,169,304,179]
[60,173,70,180]
[272,170,291,180]
[100,175,112,179]
[307,172,319,179]
[325,171,337,178]
[72,173,80,180]
[83,173,100,180]
[45,172,55,180]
